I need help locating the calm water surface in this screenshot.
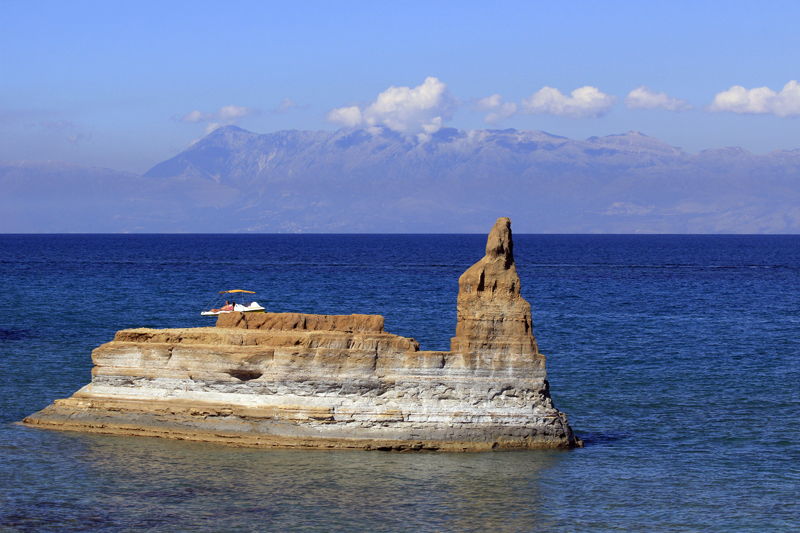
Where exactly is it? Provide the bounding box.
[1,234,798,532]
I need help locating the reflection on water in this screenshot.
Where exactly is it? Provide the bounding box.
[3,428,564,532]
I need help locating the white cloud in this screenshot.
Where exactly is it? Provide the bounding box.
[179,105,260,134]
[326,77,459,142]
[707,80,800,118]
[40,120,75,131]
[470,94,517,124]
[625,86,693,111]
[31,119,92,143]
[274,99,298,114]
[520,86,617,118]
[67,132,90,145]
[272,98,308,114]
[204,123,223,135]
[326,105,362,128]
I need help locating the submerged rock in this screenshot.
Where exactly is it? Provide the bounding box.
[24,218,581,451]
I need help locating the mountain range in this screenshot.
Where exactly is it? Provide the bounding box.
[3,125,800,233]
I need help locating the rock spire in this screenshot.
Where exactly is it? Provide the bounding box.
[451,217,542,374]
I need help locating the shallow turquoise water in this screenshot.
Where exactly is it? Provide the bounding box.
[1,234,798,532]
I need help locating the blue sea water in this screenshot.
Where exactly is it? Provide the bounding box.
[0,234,798,532]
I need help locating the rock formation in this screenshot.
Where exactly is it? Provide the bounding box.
[24,218,581,451]
[452,217,540,373]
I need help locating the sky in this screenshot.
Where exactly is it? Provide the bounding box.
[1,0,799,174]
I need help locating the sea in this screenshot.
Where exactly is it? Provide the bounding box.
[0,234,798,532]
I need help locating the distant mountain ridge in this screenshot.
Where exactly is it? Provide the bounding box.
[145,126,692,189]
[3,126,800,232]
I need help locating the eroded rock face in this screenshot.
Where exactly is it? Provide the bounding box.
[451,217,541,375]
[216,312,386,333]
[24,218,581,451]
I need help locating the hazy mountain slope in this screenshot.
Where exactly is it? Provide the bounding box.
[143,126,800,233]
[4,127,800,233]
[0,160,241,232]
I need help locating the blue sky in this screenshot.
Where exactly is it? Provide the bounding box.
[1,0,798,173]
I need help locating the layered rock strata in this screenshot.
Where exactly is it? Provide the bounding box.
[24,218,581,451]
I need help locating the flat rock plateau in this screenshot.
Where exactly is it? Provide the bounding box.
[24,218,581,451]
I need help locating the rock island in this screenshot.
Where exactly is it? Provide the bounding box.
[24,218,581,451]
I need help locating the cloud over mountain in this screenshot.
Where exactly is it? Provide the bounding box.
[707,80,800,118]
[67,132,89,145]
[521,86,616,118]
[180,105,261,134]
[326,77,459,142]
[625,86,693,111]
[40,120,75,131]
[272,98,308,114]
[470,94,517,124]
